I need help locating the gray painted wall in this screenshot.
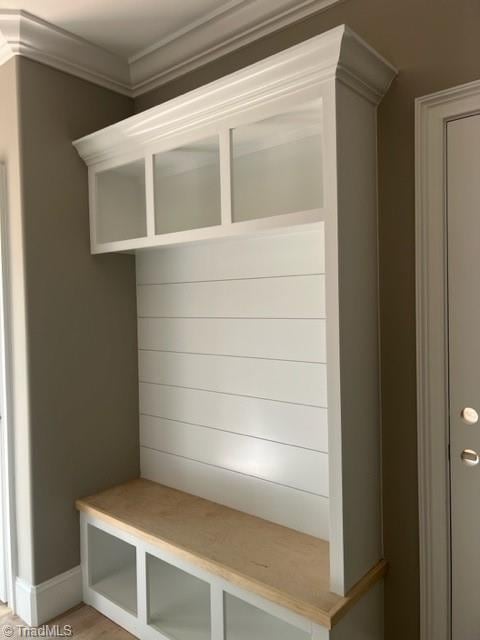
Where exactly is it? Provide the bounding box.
[135,1,480,638]
[13,58,139,584]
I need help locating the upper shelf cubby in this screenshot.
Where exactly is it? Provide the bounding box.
[73,25,395,255]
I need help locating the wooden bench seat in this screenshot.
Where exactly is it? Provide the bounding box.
[76,478,386,629]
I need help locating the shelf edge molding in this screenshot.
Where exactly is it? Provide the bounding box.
[73,25,397,166]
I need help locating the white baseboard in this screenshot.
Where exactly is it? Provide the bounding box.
[15,565,82,626]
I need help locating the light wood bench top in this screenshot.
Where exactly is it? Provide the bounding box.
[76,478,385,629]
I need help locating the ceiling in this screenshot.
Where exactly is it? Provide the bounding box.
[0,0,342,96]
[0,0,237,59]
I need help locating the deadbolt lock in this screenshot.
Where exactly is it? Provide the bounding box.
[461,449,480,466]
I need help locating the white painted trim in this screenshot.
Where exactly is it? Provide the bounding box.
[0,10,131,95]
[74,26,396,166]
[0,165,16,610]
[82,512,314,637]
[0,2,350,99]
[416,77,480,640]
[15,565,82,626]
[128,0,346,96]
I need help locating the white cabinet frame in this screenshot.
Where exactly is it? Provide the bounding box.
[75,24,396,599]
[80,514,313,640]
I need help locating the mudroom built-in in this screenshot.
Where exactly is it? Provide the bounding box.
[72,24,396,640]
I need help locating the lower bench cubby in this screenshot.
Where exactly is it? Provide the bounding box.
[77,479,386,640]
[147,554,211,640]
[224,593,310,640]
[88,525,138,616]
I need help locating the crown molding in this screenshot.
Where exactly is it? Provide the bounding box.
[73,25,397,166]
[0,1,348,99]
[0,10,131,95]
[128,0,345,96]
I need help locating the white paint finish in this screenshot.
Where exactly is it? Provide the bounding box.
[74,27,396,164]
[0,164,15,609]
[140,414,329,495]
[154,136,221,235]
[325,81,382,595]
[0,2,344,97]
[96,159,147,244]
[138,318,327,362]
[137,230,328,535]
[136,546,147,626]
[141,447,329,539]
[232,119,323,222]
[224,592,311,640]
[128,0,345,94]
[135,228,325,284]
[88,525,137,616]
[96,211,324,255]
[137,275,325,319]
[147,553,211,640]
[75,28,394,612]
[1,0,229,59]
[91,565,137,618]
[414,79,480,640]
[139,383,328,452]
[210,581,224,640]
[81,515,142,638]
[15,566,82,627]
[81,513,315,640]
[138,350,327,407]
[0,10,131,95]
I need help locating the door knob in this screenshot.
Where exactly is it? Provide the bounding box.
[461,449,480,466]
[461,407,479,424]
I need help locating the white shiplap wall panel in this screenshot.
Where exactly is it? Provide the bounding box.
[138,351,327,407]
[135,227,325,284]
[137,275,325,319]
[139,383,328,452]
[140,447,329,539]
[140,415,329,495]
[136,230,328,537]
[138,318,326,362]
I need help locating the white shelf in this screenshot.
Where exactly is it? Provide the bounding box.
[147,554,211,640]
[154,135,221,236]
[91,563,137,616]
[88,524,137,616]
[95,158,147,244]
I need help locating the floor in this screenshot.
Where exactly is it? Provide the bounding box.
[0,602,134,638]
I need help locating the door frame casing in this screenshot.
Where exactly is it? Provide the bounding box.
[416,78,480,640]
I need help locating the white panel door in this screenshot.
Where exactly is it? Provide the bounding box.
[447,113,480,639]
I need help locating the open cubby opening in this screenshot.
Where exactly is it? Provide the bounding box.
[95,158,147,244]
[147,553,211,640]
[88,525,137,615]
[224,593,310,640]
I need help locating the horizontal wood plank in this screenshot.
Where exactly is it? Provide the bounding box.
[140,448,329,539]
[135,228,324,284]
[139,383,328,451]
[138,317,326,362]
[138,351,327,406]
[136,275,325,319]
[76,479,386,629]
[140,414,329,495]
